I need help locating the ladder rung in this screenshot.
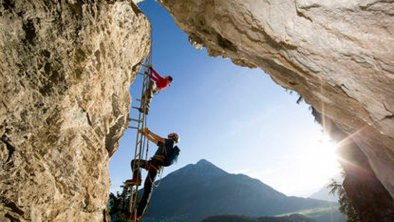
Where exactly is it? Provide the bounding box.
[132,106,140,110]
[129,118,142,123]
[136,99,141,102]
[128,126,139,130]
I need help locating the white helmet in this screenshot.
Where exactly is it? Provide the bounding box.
[168,133,179,143]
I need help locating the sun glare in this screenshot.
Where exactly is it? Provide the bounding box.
[303,133,341,180]
[272,132,342,196]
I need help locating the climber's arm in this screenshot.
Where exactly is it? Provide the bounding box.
[141,128,165,144]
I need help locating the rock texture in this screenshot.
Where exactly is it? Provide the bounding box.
[158,0,394,220]
[0,1,150,221]
[339,138,394,221]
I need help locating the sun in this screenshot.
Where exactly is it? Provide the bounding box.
[267,131,342,196]
[300,132,341,184]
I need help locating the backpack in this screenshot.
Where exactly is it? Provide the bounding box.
[163,146,180,167]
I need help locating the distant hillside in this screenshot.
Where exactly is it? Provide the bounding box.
[309,186,338,203]
[276,207,345,222]
[142,159,339,222]
[201,214,316,222]
[309,175,342,202]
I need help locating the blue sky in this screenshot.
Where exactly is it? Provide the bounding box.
[109,0,340,197]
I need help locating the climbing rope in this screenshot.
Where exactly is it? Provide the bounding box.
[152,168,164,188]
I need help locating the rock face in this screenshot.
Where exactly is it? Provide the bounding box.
[338,138,394,221]
[0,1,150,221]
[158,0,394,220]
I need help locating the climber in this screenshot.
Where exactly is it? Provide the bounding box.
[127,128,180,221]
[139,66,173,114]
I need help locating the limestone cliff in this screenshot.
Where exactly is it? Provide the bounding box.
[0,1,150,221]
[158,0,394,220]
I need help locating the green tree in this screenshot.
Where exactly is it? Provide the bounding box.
[328,178,360,222]
[107,191,130,222]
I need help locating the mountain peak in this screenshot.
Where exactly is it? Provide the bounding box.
[167,159,227,178]
[147,160,338,222]
[194,159,227,174]
[196,159,213,166]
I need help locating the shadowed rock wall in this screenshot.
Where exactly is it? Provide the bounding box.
[0,1,150,221]
[158,0,394,220]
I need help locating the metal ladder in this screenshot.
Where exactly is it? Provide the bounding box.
[123,52,153,221]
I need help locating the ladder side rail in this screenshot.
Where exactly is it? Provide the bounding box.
[129,55,152,216]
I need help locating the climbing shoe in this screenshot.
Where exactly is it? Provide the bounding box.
[130,214,142,222]
[125,178,141,186]
[138,107,149,115]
